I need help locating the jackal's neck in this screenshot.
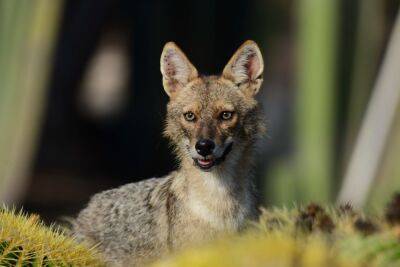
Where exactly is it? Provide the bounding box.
[173,145,256,229]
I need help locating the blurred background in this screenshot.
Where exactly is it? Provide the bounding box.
[0,0,400,223]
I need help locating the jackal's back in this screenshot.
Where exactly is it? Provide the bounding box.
[74,175,174,265]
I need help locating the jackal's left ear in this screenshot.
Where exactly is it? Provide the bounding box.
[161,42,198,98]
[222,40,264,97]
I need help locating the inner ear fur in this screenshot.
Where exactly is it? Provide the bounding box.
[160,42,198,98]
[222,40,264,97]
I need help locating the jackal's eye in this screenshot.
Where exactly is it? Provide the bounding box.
[184,112,196,122]
[220,111,233,120]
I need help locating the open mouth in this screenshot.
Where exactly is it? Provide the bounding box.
[195,158,215,170]
[193,143,233,171]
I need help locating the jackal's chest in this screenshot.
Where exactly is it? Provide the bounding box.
[169,213,237,251]
[185,195,246,230]
[167,197,250,251]
[165,172,255,250]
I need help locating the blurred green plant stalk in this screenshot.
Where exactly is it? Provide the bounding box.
[295,0,337,203]
[0,0,63,202]
[269,0,337,204]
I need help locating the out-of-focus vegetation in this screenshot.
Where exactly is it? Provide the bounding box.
[368,112,400,209]
[0,207,103,266]
[154,234,358,267]
[152,195,400,267]
[338,7,400,208]
[295,0,337,204]
[0,0,62,203]
[267,1,400,209]
[267,0,338,205]
[1,194,400,266]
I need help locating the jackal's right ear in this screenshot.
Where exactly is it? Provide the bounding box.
[160,42,198,98]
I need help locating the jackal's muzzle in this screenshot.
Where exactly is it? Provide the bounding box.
[192,140,233,171]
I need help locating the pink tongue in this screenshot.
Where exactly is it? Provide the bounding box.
[199,159,212,165]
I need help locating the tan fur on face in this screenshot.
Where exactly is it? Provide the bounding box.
[164,75,264,163]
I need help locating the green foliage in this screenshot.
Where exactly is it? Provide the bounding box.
[2,197,400,267]
[0,0,62,202]
[0,207,104,266]
[152,199,400,267]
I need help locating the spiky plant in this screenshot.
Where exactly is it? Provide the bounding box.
[0,207,104,266]
[1,194,400,267]
[151,194,400,267]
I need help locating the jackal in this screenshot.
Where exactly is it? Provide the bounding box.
[73,40,265,266]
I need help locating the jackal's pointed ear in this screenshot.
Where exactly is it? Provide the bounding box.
[160,42,198,98]
[222,40,264,97]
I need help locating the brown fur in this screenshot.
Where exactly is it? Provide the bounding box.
[73,40,265,266]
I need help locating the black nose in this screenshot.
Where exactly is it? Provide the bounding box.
[195,139,215,157]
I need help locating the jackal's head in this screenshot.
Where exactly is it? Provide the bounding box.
[161,41,265,171]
